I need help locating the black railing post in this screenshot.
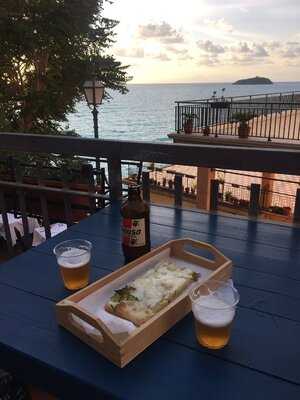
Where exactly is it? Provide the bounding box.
[142,171,150,202]
[210,179,219,211]
[293,188,300,223]
[249,183,261,218]
[268,103,273,141]
[176,102,180,133]
[174,174,182,207]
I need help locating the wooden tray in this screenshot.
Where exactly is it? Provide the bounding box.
[56,238,232,367]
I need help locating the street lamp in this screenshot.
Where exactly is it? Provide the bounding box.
[83,78,105,139]
[83,78,105,187]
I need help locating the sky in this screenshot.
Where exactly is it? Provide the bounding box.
[104,0,300,84]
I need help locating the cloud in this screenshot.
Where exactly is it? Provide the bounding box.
[165,46,188,55]
[203,18,234,33]
[252,44,269,57]
[281,42,300,58]
[153,53,171,61]
[115,48,145,58]
[197,40,226,54]
[198,55,219,67]
[138,21,184,44]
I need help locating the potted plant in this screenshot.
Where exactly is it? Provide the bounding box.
[225,190,233,202]
[183,113,198,134]
[231,112,255,139]
[202,126,210,136]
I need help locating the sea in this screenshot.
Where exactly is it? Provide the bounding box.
[67,81,300,141]
[67,82,300,210]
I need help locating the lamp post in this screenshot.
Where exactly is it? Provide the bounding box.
[83,78,105,139]
[83,78,105,184]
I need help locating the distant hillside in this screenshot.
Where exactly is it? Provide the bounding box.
[233,76,273,85]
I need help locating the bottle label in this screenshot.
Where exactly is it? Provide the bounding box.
[122,218,146,247]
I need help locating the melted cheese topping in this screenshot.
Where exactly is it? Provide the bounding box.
[109,260,196,311]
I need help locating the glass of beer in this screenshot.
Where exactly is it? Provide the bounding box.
[53,239,92,290]
[189,280,240,349]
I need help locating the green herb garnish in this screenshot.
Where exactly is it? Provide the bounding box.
[192,272,199,281]
[113,286,138,302]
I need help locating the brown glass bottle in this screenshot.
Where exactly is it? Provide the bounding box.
[121,186,151,263]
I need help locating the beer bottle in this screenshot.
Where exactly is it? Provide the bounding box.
[121,185,151,263]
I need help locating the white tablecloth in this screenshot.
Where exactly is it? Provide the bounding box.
[0,213,40,246]
[32,223,67,247]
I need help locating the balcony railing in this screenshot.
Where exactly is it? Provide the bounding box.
[175,100,300,141]
[1,132,300,253]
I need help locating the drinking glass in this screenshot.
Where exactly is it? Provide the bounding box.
[53,239,92,290]
[189,280,240,349]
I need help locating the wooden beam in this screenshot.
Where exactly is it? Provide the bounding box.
[1,132,300,175]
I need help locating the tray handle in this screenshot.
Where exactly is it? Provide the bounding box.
[56,300,121,348]
[171,238,231,270]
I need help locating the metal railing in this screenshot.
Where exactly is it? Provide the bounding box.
[175,100,300,141]
[176,90,300,104]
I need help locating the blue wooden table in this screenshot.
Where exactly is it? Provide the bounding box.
[1,204,300,399]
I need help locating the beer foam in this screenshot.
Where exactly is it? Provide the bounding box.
[58,248,90,268]
[193,295,235,328]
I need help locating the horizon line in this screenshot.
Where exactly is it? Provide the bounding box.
[127,80,300,85]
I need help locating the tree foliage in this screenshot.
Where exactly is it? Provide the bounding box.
[0,0,130,134]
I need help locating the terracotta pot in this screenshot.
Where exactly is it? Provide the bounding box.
[184,120,193,134]
[202,126,210,136]
[238,122,250,139]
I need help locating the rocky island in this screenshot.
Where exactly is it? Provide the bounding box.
[233,76,273,85]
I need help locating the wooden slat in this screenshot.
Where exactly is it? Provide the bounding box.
[0,179,108,199]
[2,132,300,175]
[174,174,182,207]
[107,158,122,202]
[142,171,150,202]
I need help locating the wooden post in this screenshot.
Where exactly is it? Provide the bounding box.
[174,174,182,207]
[210,179,219,211]
[142,171,150,202]
[261,172,275,209]
[249,183,261,218]
[293,188,300,223]
[196,167,215,210]
[108,158,122,202]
